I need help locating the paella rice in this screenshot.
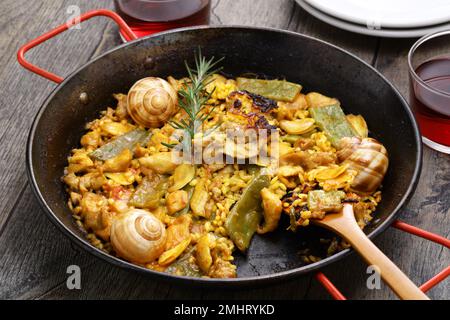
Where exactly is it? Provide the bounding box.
[62,54,388,278]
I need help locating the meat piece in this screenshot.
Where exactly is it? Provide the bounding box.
[165,215,192,250]
[257,188,282,234]
[280,151,337,170]
[80,192,114,240]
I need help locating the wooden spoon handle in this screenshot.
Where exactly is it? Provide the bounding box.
[319,205,429,300]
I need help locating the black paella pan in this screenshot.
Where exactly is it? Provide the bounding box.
[18,9,421,286]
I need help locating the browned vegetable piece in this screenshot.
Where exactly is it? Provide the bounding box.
[166,190,189,215]
[102,149,133,172]
[257,188,283,234]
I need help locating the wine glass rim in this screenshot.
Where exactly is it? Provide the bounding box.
[408,29,450,97]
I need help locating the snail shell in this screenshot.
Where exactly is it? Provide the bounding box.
[110,209,167,264]
[337,137,388,195]
[127,77,178,128]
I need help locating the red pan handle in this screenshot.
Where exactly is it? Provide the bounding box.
[17,9,138,84]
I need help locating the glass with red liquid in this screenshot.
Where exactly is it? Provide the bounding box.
[114,0,211,38]
[408,30,450,154]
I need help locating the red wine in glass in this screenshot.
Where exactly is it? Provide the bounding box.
[114,0,211,38]
[410,57,450,150]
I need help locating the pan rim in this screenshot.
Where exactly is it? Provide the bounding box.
[26,25,422,286]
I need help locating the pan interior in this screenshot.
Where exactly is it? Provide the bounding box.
[29,27,420,280]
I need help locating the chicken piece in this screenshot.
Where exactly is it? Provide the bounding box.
[165,215,192,250]
[190,178,210,218]
[80,192,114,240]
[67,150,94,174]
[63,173,80,190]
[166,190,188,215]
[257,188,283,234]
[195,234,213,273]
[280,151,336,171]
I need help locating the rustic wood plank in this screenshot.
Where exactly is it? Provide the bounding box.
[0,185,89,299]
[287,4,378,64]
[0,0,116,233]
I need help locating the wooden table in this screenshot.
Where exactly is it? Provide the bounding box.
[0,0,448,300]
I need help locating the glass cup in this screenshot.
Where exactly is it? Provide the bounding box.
[114,0,211,38]
[408,30,450,154]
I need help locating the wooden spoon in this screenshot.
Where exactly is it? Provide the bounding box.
[313,203,429,300]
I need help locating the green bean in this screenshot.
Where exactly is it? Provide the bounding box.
[237,77,302,102]
[90,128,150,161]
[225,171,270,251]
[309,104,356,147]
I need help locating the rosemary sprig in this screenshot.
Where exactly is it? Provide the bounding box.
[168,51,224,143]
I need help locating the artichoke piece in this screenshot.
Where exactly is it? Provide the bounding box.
[279,118,315,135]
[236,77,302,102]
[305,92,339,108]
[225,170,270,251]
[309,104,357,147]
[158,238,191,266]
[165,249,202,277]
[169,164,196,192]
[90,128,150,161]
[307,190,345,213]
[315,164,349,182]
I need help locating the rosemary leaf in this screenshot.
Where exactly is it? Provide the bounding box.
[168,51,224,142]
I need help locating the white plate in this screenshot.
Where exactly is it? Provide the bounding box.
[297,0,450,38]
[305,0,450,29]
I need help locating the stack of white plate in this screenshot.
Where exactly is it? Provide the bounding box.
[296,0,450,37]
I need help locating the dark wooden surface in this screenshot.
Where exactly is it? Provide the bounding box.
[0,0,448,300]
